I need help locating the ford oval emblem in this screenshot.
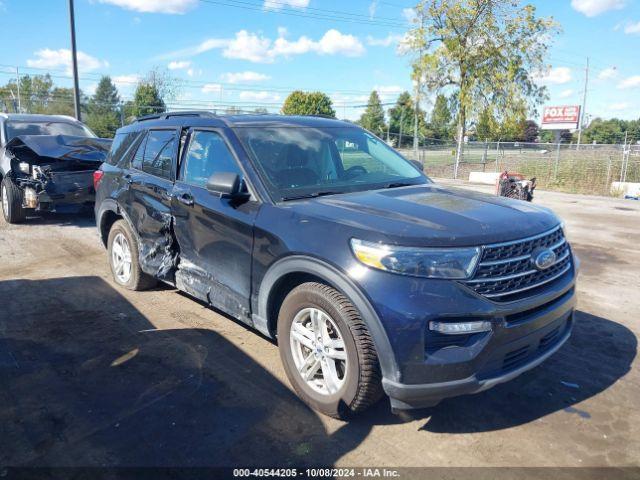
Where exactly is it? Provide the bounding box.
[532,248,557,271]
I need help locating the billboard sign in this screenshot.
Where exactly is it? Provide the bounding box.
[541,105,581,130]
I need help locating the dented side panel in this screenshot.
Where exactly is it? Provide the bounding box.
[124,170,178,281]
[172,180,260,322]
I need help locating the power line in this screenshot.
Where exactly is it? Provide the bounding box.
[197,0,407,29]
[0,63,407,98]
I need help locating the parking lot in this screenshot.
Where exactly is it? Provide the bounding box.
[0,182,638,469]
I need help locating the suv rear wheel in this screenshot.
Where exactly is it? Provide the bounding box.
[277,282,383,419]
[1,178,27,224]
[107,219,157,291]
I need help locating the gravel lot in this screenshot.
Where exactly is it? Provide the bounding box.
[0,182,638,470]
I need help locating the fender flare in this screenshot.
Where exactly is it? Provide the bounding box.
[96,199,139,247]
[255,255,399,381]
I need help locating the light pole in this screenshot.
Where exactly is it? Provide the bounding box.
[68,0,81,120]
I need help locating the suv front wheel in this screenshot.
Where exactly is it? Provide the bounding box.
[1,178,27,224]
[277,282,383,419]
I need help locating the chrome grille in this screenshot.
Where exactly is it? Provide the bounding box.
[463,225,573,301]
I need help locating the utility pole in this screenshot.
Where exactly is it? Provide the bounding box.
[576,57,589,150]
[68,0,81,120]
[399,109,404,148]
[413,14,425,160]
[15,67,21,113]
[413,81,419,159]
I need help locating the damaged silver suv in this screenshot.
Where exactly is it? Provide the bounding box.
[0,113,111,223]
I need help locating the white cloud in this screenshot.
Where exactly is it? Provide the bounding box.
[558,89,575,99]
[239,91,281,102]
[624,21,640,34]
[27,48,108,75]
[609,102,629,111]
[220,71,271,83]
[263,0,309,10]
[224,30,273,62]
[111,74,140,95]
[169,29,365,63]
[202,83,223,94]
[366,33,404,47]
[167,60,191,70]
[269,29,365,58]
[375,85,404,97]
[98,0,197,14]
[113,74,140,85]
[618,76,640,89]
[368,1,377,19]
[598,67,618,80]
[402,7,416,23]
[157,38,230,60]
[571,0,625,17]
[314,29,365,56]
[85,83,98,96]
[534,66,572,85]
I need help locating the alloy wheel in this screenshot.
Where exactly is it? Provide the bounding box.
[289,307,348,395]
[1,184,8,219]
[111,232,133,283]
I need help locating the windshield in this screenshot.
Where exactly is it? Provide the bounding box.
[235,126,427,200]
[5,121,95,142]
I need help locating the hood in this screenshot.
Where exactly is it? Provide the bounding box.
[5,134,112,164]
[286,184,560,247]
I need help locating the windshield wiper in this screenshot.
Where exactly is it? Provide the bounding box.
[281,191,342,201]
[384,182,415,189]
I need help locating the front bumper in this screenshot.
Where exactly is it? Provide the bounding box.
[17,171,95,213]
[383,309,573,410]
[353,253,578,410]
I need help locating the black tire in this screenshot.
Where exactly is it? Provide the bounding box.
[277,282,383,419]
[1,178,27,224]
[107,219,157,291]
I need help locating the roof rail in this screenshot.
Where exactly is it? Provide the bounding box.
[134,110,217,123]
[306,114,339,120]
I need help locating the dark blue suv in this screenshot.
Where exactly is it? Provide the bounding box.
[94,111,578,419]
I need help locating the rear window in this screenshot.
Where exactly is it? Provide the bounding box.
[5,121,95,141]
[130,129,177,180]
[106,131,140,166]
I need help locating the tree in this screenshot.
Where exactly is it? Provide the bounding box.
[47,87,78,117]
[580,118,640,144]
[281,91,336,117]
[388,91,428,147]
[86,76,121,138]
[125,83,165,120]
[429,93,452,139]
[0,74,87,117]
[523,120,539,143]
[405,0,558,175]
[359,90,386,135]
[17,74,54,113]
[475,107,497,141]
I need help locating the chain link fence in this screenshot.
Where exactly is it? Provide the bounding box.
[386,133,640,197]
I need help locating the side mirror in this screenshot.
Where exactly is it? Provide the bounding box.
[410,159,424,172]
[206,172,245,198]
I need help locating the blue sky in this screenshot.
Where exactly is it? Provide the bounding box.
[0,0,639,122]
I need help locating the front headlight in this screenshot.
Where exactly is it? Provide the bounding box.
[350,239,480,279]
[18,162,30,174]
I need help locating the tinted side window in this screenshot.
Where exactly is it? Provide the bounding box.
[131,132,147,170]
[106,131,139,166]
[142,130,176,179]
[182,131,241,187]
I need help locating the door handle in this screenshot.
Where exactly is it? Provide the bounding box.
[123,173,133,184]
[177,193,194,206]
